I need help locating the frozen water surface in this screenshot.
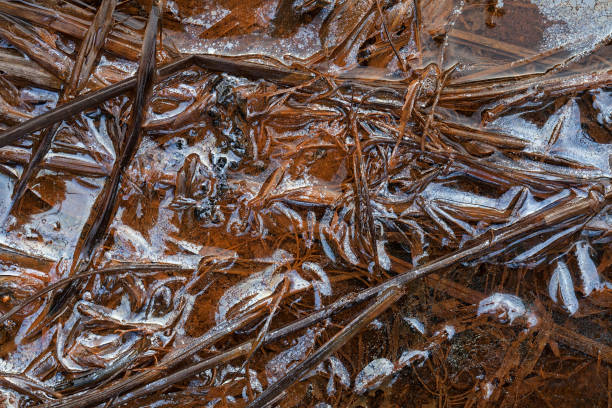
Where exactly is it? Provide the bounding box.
[0,0,610,406]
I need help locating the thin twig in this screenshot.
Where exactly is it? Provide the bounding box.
[421,64,456,151]
[413,0,422,67]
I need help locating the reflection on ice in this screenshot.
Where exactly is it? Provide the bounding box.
[0,0,610,404]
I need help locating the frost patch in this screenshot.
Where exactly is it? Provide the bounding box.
[478,293,527,323]
[549,261,579,315]
[354,350,429,394]
[404,317,426,335]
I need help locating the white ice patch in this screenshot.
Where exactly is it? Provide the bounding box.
[181,5,230,30]
[376,240,391,271]
[592,89,612,127]
[326,356,350,395]
[369,319,384,330]
[266,328,321,384]
[492,100,612,176]
[343,230,360,265]
[435,325,455,340]
[302,262,332,296]
[433,325,453,339]
[477,293,526,324]
[286,270,310,293]
[319,208,337,263]
[526,312,539,328]
[404,317,426,335]
[575,241,606,296]
[354,358,395,394]
[216,264,284,323]
[264,248,294,265]
[249,369,263,393]
[56,312,88,373]
[354,350,429,394]
[529,0,612,51]
[113,224,152,258]
[549,261,579,315]
[483,382,494,399]
[0,388,20,408]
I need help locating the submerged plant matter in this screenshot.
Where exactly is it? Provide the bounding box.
[0,0,610,407]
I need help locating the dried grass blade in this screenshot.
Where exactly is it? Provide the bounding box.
[53,347,140,393]
[434,119,527,149]
[374,0,405,71]
[421,64,456,151]
[0,12,70,80]
[351,112,378,267]
[0,49,62,89]
[113,343,253,406]
[246,287,403,408]
[105,186,610,408]
[39,311,262,408]
[65,0,117,97]
[413,0,422,66]
[9,0,118,213]
[0,263,189,326]
[9,122,60,205]
[0,373,61,401]
[388,78,420,169]
[0,56,193,149]
[0,0,141,60]
[0,145,111,177]
[47,0,160,316]
[441,70,612,103]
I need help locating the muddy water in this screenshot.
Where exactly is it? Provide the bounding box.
[0,0,611,407]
